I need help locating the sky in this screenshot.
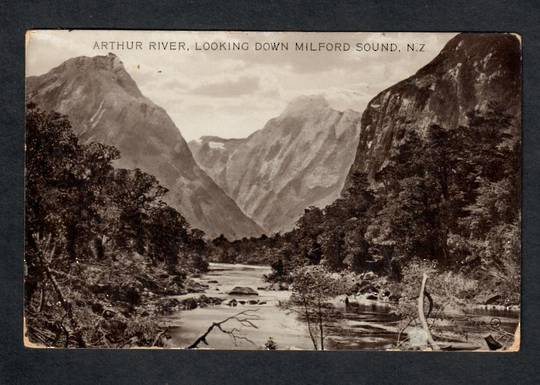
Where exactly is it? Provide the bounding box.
[26,31,456,142]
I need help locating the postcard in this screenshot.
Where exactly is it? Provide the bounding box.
[24,31,520,350]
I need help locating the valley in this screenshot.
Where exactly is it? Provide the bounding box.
[24,32,521,351]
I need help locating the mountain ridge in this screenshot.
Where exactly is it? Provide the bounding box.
[344,33,521,186]
[26,53,265,240]
[189,95,363,234]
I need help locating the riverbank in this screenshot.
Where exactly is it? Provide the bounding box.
[157,263,519,350]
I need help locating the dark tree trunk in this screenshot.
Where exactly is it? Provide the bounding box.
[66,224,78,262]
[135,218,145,255]
[93,237,105,260]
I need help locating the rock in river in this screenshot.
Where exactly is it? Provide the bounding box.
[181,297,198,310]
[228,286,259,296]
[226,299,238,307]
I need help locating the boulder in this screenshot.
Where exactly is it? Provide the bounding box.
[485,294,502,305]
[181,297,198,310]
[157,298,181,315]
[226,299,238,307]
[248,300,259,305]
[199,294,209,303]
[365,293,378,301]
[228,286,259,296]
[186,280,209,293]
[198,295,223,306]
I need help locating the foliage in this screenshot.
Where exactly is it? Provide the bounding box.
[25,105,209,347]
[213,106,519,314]
[255,107,519,306]
[395,259,478,319]
[393,259,480,348]
[286,265,346,350]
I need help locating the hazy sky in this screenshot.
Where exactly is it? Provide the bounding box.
[26,31,456,141]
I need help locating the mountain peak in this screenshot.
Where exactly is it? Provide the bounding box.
[27,54,265,239]
[416,33,520,81]
[283,95,330,116]
[189,93,362,234]
[344,33,521,185]
[58,53,122,71]
[47,53,143,98]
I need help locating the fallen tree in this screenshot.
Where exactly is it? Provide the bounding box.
[418,273,440,351]
[187,309,260,349]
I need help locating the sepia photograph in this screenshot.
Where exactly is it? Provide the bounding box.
[24,31,521,351]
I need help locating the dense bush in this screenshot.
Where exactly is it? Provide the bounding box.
[25,105,209,347]
[221,107,520,307]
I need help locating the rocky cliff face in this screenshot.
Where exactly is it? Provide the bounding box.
[26,53,264,239]
[189,96,362,234]
[345,33,521,186]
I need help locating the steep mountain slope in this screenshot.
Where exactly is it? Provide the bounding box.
[189,96,362,234]
[26,53,264,239]
[344,33,521,186]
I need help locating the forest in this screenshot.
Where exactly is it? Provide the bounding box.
[210,106,520,309]
[24,101,520,349]
[25,104,208,347]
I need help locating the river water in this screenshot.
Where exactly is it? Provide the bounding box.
[163,263,519,350]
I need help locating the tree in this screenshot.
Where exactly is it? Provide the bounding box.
[287,265,344,350]
[343,218,371,272]
[110,168,167,255]
[319,225,346,271]
[185,228,209,272]
[367,129,435,272]
[25,105,209,348]
[147,204,189,271]
[294,206,325,266]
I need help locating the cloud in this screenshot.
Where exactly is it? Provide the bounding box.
[26,31,456,141]
[191,76,260,97]
[162,78,190,90]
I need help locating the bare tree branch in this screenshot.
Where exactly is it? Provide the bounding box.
[152,328,169,347]
[187,309,260,349]
[418,273,440,351]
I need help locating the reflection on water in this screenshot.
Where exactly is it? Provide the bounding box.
[164,263,314,350]
[163,263,519,350]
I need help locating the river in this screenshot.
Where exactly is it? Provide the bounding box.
[162,263,519,350]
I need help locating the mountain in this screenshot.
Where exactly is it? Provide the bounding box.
[344,33,521,186]
[189,95,362,234]
[26,53,264,239]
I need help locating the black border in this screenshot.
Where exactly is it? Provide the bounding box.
[1,1,540,384]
